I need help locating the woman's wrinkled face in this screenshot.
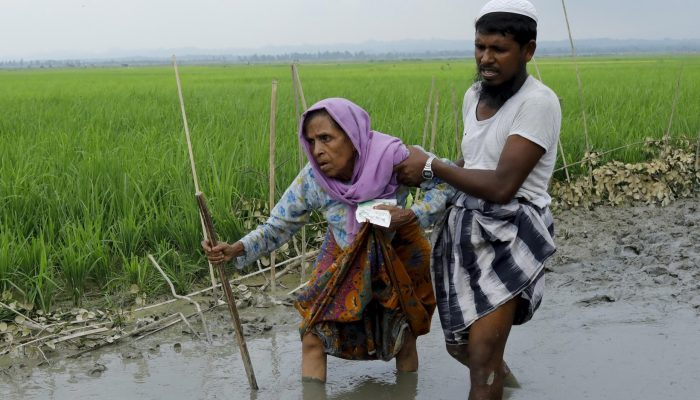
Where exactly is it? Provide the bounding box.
[304,113,356,181]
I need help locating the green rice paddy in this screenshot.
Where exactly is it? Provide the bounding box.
[1,55,698,310]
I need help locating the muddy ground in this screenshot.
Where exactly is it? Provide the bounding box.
[2,196,699,400]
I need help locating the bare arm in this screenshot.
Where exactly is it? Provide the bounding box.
[395,135,545,204]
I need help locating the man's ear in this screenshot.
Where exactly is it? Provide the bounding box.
[523,39,536,62]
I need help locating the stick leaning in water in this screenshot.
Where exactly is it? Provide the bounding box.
[197,192,259,390]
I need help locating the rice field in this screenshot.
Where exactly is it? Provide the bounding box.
[1,55,699,310]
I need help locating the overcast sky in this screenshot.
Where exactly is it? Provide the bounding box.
[2,0,699,60]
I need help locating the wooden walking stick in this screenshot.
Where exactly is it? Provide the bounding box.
[172,55,258,390]
[197,192,258,390]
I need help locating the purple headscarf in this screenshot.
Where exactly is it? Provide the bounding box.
[298,98,409,241]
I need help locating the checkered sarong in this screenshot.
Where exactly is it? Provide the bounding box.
[431,192,556,345]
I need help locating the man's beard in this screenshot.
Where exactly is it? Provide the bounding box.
[473,66,525,109]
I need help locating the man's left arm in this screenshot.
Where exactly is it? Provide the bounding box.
[395,96,559,204]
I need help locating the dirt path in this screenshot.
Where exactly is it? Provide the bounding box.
[2,197,698,400]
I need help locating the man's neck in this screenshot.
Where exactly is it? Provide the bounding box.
[476,71,529,120]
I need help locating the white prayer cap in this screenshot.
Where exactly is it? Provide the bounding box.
[476,0,538,24]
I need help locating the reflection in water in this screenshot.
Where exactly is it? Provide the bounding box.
[298,372,420,400]
[326,372,418,400]
[302,379,328,400]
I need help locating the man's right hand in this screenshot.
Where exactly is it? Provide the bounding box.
[201,240,244,265]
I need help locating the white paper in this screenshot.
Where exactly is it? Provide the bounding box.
[355,199,397,228]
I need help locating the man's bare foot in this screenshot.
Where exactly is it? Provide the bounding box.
[502,362,521,388]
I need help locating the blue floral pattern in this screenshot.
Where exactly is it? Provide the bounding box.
[235,163,454,269]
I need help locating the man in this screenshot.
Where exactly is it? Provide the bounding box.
[394,0,561,399]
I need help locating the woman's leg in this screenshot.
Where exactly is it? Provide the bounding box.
[395,329,418,372]
[465,297,519,400]
[302,333,327,382]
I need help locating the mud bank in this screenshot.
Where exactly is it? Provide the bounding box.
[2,197,698,400]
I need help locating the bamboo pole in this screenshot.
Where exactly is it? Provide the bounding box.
[172,56,257,390]
[560,0,592,178]
[664,65,684,151]
[196,192,258,390]
[269,80,278,292]
[421,77,436,149]
[531,56,543,82]
[429,92,440,153]
[532,56,571,182]
[172,56,219,293]
[291,64,309,284]
[451,87,461,160]
[416,79,436,200]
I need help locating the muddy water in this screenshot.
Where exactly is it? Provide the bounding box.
[2,303,699,400]
[2,197,699,400]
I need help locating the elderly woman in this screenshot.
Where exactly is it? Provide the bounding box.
[203,98,453,382]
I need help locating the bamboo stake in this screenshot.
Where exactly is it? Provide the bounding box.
[269,80,278,292]
[172,55,257,390]
[429,92,440,153]
[416,79,436,200]
[291,63,309,284]
[532,57,571,182]
[560,0,592,178]
[421,77,436,149]
[196,192,258,390]
[557,138,572,182]
[147,254,212,343]
[664,64,684,151]
[451,87,461,160]
[172,55,218,293]
[531,56,543,82]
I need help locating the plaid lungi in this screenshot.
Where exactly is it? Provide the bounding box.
[431,192,556,345]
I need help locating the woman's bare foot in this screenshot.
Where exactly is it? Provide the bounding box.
[302,333,327,382]
[395,330,418,372]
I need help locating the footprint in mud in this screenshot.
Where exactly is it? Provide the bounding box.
[87,363,107,378]
[121,350,144,360]
[644,266,676,277]
[576,294,616,306]
[617,243,643,257]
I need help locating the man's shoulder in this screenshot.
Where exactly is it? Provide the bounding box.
[520,76,560,105]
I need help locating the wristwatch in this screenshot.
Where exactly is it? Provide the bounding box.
[422,156,436,180]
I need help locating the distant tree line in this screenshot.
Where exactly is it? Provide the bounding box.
[1,41,698,69]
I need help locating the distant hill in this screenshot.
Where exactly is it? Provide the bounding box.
[1,38,699,68]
